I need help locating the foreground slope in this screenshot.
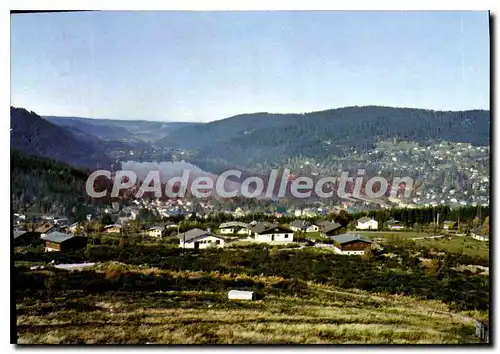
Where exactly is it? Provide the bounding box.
[16,263,482,344]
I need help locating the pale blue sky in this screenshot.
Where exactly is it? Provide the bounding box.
[11,11,489,122]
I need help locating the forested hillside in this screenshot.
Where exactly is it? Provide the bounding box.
[10,107,112,169]
[11,150,97,219]
[158,106,490,168]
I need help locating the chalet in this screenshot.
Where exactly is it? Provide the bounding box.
[330,233,373,255]
[249,222,293,243]
[103,224,122,234]
[289,220,310,232]
[35,222,58,237]
[356,217,378,230]
[177,228,226,249]
[305,223,320,232]
[148,226,165,238]
[442,221,458,230]
[219,222,250,235]
[316,220,344,237]
[42,232,88,252]
[386,219,404,230]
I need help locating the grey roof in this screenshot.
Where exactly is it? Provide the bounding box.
[35,222,56,233]
[249,222,290,234]
[357,217,374,223]
[289,220,310,229]
[471,227,481,234]
[386,219,400,224]
[471,228,487,238]
[314,220,332,227]
[219,221,249,229]
[148,226,164,231]
[321,222,343,233]
[330,233,372,245]
[14,230,27,239]
[42,231,76,244]
[104,224,122,229]
[177,228,224,243]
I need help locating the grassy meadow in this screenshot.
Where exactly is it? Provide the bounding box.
[16,264,483,344]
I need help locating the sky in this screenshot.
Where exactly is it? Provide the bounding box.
[11,11,490,122]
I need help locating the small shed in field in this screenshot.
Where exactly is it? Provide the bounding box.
[228,290,256,300]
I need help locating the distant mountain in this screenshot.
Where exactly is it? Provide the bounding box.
[44,115,201,142]
[157,106,490,168]
[10,107,112,169]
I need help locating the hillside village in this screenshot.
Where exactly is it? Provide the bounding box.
[13,197,490,256]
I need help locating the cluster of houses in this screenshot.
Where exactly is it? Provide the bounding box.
[13,218,180,253]
[176,220,373,255]
[13,221,88,252]
[177,221,294,249]
[13,210,489,256]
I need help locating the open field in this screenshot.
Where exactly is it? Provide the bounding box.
[16,264,483,344]
[357,231,489,261]
[413,237,489,260]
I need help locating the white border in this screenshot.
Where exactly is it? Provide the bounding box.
[3,1,496,353]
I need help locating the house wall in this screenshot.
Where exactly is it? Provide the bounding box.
[104,227,121,233]
[341,241,372,251]
[306,225,319,232]
[472,234,488,242]
[357,221,378,230]
[148,230,163,237]
[181,236,225,249]
[332,246,365,255]
[220,227,249,235]
[331,241,371,255]
[254,232,294,243]
[45,241,61,252]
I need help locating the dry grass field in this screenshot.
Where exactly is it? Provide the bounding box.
[16,264,483,344]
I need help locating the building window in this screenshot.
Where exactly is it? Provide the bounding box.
[284,234,288,238]
[216,240,220,244]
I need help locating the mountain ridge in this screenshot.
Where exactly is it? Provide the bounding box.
[155,106,490,169]
[10,107,113,170]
